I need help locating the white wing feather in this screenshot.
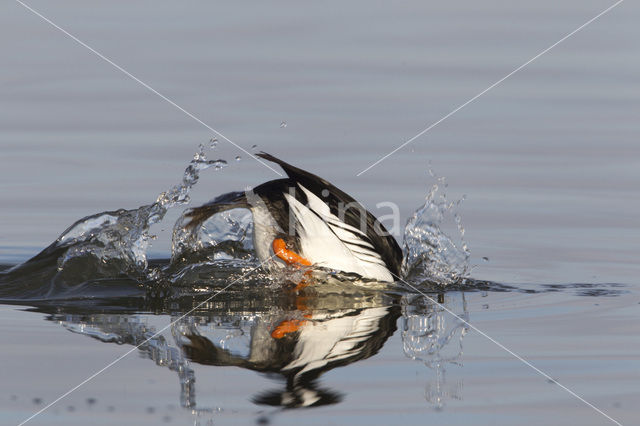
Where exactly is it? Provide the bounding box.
[284,186,392,281]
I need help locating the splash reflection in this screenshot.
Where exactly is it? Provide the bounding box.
[402,292,468,409]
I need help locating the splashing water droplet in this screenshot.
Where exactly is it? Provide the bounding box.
[38,141,230,281]
[401,171,470,286]
[171,207,255,266]
[280,121,287,128]
[210,138,218,149]
[235,155,241,162]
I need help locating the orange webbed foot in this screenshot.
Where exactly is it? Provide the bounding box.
[272,238,311,267]
[272,238,313,291]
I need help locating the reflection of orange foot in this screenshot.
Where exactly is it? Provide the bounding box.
[272,239,311,267]
[271,319,308,339]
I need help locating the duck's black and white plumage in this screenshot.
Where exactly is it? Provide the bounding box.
[186,153,402,282]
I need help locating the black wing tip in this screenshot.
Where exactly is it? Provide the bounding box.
[255,151,271,159]
[255,151,282,164]
[256,152,299,175]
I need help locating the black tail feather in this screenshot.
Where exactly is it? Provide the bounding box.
[184,190,248,229]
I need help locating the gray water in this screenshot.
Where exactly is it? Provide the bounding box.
[1,0,639,425]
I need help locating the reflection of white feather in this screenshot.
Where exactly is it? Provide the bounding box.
[283,307,389,375]
[283,307,388,374]
[284,185,392,281]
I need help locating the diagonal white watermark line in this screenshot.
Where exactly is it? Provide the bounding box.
[17,255,278,426]
[392,272,623,426]
[15,0,282,177]
[356,0,624,176]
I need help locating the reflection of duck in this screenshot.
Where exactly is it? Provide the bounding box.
[24,285,468,416]
[184,153,402,282]
[41,287,402,410]
[180,292,400,408]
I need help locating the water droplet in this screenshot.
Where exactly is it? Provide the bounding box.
[482,256,489,262]
[210,138,218,149]
[280,121,287,128]
[251,144,258,150]
[321,189,330,197]
[33,398,43,405]
[235,155,241,162]
[214,159,228,170]
[86,397,97,406]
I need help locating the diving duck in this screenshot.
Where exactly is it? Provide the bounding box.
[185,153,402,282]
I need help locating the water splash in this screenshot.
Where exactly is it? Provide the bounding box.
[171,207,255,265]
[401,171,471,286]
[36,143,227,280]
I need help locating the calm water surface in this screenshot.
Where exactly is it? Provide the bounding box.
[1,1,639,425]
